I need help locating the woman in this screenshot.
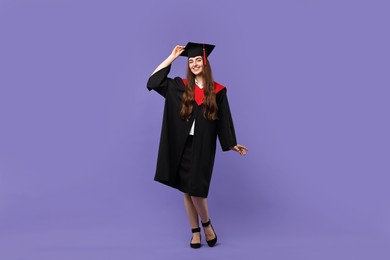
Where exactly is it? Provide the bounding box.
[147,42,248,248]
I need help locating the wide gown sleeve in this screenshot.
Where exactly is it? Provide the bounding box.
[216,88,237,151]
[146,65,173,97]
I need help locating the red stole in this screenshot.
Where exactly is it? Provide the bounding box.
[182,79,225,106]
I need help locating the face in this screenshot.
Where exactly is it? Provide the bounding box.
[188,56,204,76]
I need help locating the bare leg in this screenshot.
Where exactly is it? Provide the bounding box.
[190,196,216,241]
[183,193,200,243]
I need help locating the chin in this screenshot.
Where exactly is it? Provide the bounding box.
[192,70,203,75]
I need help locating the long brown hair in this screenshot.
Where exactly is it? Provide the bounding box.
[180,59,218,121]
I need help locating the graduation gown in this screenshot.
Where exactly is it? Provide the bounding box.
[146,65,237,197]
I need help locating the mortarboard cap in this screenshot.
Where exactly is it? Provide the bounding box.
[180,42,215,65]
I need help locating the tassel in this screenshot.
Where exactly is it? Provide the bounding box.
[203,45,207,65]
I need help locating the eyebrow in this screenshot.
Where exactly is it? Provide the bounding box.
[188,57,202,62]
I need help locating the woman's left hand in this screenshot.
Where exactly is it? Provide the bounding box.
[230,144,248,156]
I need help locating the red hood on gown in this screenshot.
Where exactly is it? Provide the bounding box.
[182,79,225,106]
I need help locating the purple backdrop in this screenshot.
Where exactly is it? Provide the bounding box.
[0,0,389,259]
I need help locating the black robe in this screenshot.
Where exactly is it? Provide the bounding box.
[146,65,237,197]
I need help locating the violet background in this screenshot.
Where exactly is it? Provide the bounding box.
[0,0,389,259]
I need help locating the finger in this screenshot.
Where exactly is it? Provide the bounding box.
[239,145,248,150]
[238,145,248,151]
[239,147,247,155]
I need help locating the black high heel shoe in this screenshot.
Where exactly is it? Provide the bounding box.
[201,219,217,247]
[190,227,201,249]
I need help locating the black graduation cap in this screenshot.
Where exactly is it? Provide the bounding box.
[180,42,215,65]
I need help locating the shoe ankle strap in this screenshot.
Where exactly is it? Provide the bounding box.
[201,219,211,227]
[192,227,201,233]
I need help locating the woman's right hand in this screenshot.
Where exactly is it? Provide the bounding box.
[170,45,185,59]
[150,45,185,76]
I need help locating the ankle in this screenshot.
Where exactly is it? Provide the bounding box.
[201,219,211,227]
